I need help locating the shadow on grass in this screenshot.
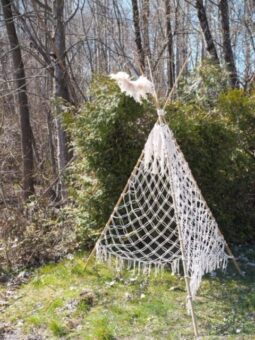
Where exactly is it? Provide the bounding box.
[196,259,255,338]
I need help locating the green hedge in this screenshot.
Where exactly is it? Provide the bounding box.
[66,76,155,246]
[66,76,255,246]
[165,92,255,242]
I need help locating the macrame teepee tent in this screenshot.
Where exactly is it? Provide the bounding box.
[85,70,241,338]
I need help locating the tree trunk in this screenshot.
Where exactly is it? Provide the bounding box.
[131,0,145,72]
[142,0,151,61]
[1,0,34,199]
[219,0,238,87]
[44,0,57,179]
[46,109,57,178]
[165,0,175,89]
[175,0,181,75]
[53,0,72,199]
[195,0,219,63]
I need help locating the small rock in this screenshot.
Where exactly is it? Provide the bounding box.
[0,322,13,334]
[5,290,15,297]
[124,292,132,300]
[16,320,24,327]
[238,255,249,263]
[0,274,9,283]
[67,319,79,329]
[248,312,255,319]
[66,254,74,260]
[169,286,184,292]
[17,271,29,279]
[129,277,137,282]
[79,289,95,306]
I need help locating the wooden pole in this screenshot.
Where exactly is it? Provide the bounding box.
[148,58,199,337]
[177,229,199,338]
[160,116,199,338]
[225,242,243,275]
[147,56,160,109]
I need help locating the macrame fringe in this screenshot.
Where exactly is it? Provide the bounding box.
[171,258,181,275]
[189,252,228,298]
[96,244,179,277]
[96,241,228,298]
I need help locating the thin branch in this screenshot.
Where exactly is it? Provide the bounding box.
[163,51,191,110]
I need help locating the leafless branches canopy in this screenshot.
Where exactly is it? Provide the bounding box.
[0,0,254,200]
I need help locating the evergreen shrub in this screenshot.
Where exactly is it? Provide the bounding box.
[67,74,255,246]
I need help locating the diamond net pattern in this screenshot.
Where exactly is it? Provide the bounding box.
[96,121,228,297]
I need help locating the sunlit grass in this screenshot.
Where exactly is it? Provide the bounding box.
[0,250,254,339]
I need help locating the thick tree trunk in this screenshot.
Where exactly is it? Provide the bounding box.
[1,0,34,199]
[53,0,72,199]
[195,0,219,63]
[219,0,238,87]
[142,0,151,60]
[165,0,175,89]
[44,0,57,179]
[46,109,57,177]
[131,0,145,72]
[175,0,181,75]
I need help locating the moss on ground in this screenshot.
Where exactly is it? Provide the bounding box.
[0,250,254,339]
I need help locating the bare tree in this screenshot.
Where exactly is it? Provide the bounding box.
[131,0,145,71]
[142,0,151,61]
[53,0,73,199]
[0,0,254,207]
[1,0,34,199]
[219,0,238,87]
[195,0,219,63]
[165,0,175,89]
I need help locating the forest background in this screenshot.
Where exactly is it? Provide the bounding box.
[0,0,254,271]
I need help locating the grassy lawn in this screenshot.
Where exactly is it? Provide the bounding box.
[0,249,254,339]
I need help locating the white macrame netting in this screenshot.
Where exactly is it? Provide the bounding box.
[96,118,228,298]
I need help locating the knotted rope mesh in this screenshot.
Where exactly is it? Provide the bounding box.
[96,117,228,298]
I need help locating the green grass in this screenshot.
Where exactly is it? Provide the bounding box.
[0,250,254,339]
